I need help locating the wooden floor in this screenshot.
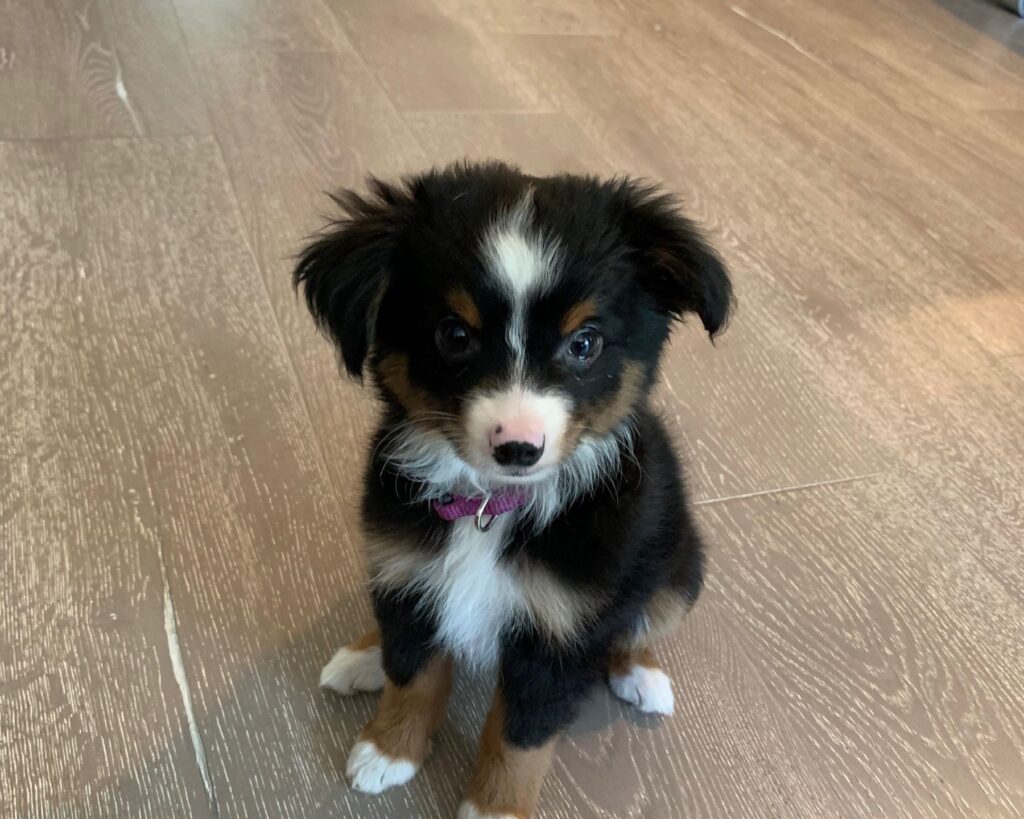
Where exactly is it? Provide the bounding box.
[3,0,1024,816]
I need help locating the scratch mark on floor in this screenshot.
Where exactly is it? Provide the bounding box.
[159,541,218,814]
[730,6,832,70]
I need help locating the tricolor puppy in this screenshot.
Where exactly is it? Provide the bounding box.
[297,162,733,818]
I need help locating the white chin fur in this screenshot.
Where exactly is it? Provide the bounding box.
[319,645,385,695]
[609,665,675,715]
[457,802,518,819]
[346,740,418,793]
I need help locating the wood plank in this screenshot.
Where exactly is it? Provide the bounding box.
[768,0,1024,115]
[666,0,1024,256]
[0,141,211,818]
[97,0,210,135]
[191,47,426,502]
[0,0,207,138]
[170,0,347,50]
[431,0,623,35]
[735,0,1024,172]
[878,0,1024,75]
[46,135,407,819]
[586,1,1024,298]
[403,111,615,176]
[324,0,553,112]
[687,473,1024,816]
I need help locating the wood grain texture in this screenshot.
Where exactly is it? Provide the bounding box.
[431,0,624,35]
[5,0,1024,817]
[880,0,1024,73]
[170,0,348,51]
[0,141,212,818]
[0,0,207,138]
[693,473,1024,817]
[324,0,554,112]
[190,45,426,510]
[403,111,615,176]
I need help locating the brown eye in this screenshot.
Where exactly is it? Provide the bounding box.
[436,317,476,361]
[566,328,603,364]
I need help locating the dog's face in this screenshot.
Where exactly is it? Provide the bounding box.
[296,163,732,489]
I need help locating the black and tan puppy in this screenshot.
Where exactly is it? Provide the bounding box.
[296,161,733,818]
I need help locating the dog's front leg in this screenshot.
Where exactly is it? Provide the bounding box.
[459,642,599,818]
[346,589,452,794]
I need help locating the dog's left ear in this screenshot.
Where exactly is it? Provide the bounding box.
[620,183,734,339]
[293,179,408,379]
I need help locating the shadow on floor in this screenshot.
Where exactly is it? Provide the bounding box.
[932,0,1024,53]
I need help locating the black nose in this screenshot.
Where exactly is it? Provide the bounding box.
[492,441,543,468]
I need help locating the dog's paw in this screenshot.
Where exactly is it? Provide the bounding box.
[456,801,518,819]
[609,664,674,715]
[320,645,385,695]
[346,740,418,794]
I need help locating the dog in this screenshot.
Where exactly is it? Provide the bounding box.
[295,161,733,818]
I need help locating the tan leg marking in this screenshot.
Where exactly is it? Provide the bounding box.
[351,628,380,650]
[347,653,454,793]
[361,653,453,764]
[609,644,660,676]
[461,692,557,819]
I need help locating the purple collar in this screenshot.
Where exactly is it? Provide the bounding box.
[432,490,528,531]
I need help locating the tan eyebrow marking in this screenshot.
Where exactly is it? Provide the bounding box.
[446,288,482,330]
[560,297,598,335]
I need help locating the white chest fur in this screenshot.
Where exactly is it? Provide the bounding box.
[428,516,520,669]
[369,513,596,666]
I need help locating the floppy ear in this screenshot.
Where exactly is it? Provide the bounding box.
[620,182,734,339]
[293,179,408,379]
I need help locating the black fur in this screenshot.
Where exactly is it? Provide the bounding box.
[295,161,731,752]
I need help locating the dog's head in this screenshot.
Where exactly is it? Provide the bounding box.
[295,162,732,494]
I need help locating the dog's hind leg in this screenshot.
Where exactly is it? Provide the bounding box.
[607,645,675,716]
[607,588,694,716]
[319,628,386,695]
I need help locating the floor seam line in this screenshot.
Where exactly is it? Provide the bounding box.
[694,471,886,507]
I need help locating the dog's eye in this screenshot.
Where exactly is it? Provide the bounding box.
[566,328,603,365]
[435,317,477,361]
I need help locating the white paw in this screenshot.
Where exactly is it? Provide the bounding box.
[320,645,385,695]
[457,801,517,819]
[609,665,675,715]
[346,740,418,794]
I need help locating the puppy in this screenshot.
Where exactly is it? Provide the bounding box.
[296,161,733,818]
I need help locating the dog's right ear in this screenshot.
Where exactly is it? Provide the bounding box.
[293,179,408,379]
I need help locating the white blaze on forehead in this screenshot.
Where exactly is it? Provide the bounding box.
[482,191,559,297]
[465,386,571,473]
[480,191,561,375]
